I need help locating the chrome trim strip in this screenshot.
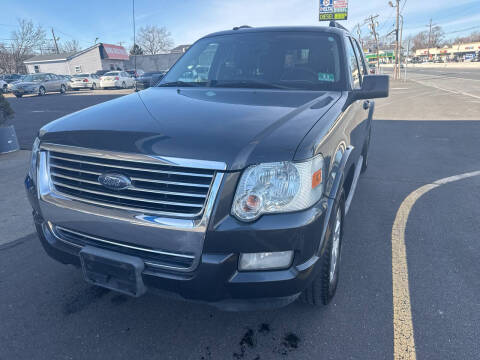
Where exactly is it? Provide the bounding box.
[41,143,227,171]
[50,164,102,175]
[50,155,214,178]
[53,224,195,259]
[52,181,204,208]
[51,172,207,198]
[128,177,210,188]
[344,156,363,215]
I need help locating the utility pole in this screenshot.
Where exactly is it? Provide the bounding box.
[426,19,435,61]
[51,28,60,54]
[399,14,403,75]
[366,15,380,73]
[355,24,363,49]
[388,0,400,79]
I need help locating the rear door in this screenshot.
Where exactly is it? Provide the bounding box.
[346,36,370,160]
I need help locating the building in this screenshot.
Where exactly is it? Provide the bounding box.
[126,53,182,72]
[24,43,129,75]
[415,42,480,61]
[170,44,190,54]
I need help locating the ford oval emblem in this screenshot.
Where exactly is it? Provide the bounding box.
[98,173,132,191]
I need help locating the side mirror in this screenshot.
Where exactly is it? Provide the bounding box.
[354,75,389,100]
[150,74,164,87]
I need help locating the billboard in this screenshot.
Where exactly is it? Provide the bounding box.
[102,44,129,60]
[319,0,348,21]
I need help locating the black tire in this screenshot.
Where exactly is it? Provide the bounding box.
[361,126,372,173]
[121,81,126,89]
[38,86,46,96]
[91,83,96,90]
[73,88,79,91]
[2,84,7,93]
[60,84,66,94]
[301,189,345,306]
[15,94,23,98]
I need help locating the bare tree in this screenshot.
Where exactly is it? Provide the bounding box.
[411,26,445,50]
[61,39,80,53]
[0,44,16,74]
[10,19,47,72]
[137,25,173,55]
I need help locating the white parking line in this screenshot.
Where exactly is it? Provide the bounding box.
[392,170,480,360]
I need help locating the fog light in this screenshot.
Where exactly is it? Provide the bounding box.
[239,251,293,271]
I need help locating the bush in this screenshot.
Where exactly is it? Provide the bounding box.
[0,93,14,126]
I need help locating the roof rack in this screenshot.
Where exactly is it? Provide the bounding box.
[329,21,349,32]
[232,25,252,30]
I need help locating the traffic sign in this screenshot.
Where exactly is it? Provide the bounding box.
[319,0,348,21]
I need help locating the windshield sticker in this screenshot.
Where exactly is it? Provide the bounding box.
[318,72,335,82]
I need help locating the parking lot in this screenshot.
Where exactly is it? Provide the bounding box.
[1,69,479,359]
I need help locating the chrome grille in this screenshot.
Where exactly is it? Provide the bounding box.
[51,224,195,271]
[45,146,218,218]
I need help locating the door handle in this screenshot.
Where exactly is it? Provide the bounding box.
[363,100,370,110]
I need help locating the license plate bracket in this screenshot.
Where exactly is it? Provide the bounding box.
[79,246,146,297]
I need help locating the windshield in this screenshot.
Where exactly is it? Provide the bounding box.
[22,74,46,82]
[104,72,119,76]
[73,74,90,77]
[159,32,344,91]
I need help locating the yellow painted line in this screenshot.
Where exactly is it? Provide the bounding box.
[392,170,480,360]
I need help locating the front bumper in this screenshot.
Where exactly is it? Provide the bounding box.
[25,165,330,310]
[100,81,120,88]
[13,88,38,95]
[70,83,91,89]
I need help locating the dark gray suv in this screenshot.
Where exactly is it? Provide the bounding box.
[25,23,388,310]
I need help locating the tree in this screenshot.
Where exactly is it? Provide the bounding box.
[137,25,173,54]
[411,26,445,51]
[452,31,480,44]
[130,43,144,55]
[61,39,80,53]
[10,19,47,72]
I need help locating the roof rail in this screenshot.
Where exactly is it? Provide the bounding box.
[329,21,349,32]
[232,25,252,30]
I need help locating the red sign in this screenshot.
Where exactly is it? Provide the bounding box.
[102,44,129,60]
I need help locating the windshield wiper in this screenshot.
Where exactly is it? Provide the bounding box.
[157,81,201,87]
[210,80,289,89]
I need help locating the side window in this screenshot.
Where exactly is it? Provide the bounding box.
[352,39,368,77]
[345,38,361,89]
[178,42,218,82]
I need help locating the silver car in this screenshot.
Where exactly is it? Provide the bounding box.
[11,73,68,98]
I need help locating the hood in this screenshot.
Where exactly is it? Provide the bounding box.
[40,87,340,170]
[17,81,39,86]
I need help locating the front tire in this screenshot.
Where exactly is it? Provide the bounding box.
[60,84,66,94]
[15,94,23,98]
[2,84,7,93]
[91,83,96,90]
[301,190,345,306]
[121,81,126,89]
[38,86,46,96]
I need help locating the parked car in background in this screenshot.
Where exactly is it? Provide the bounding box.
[100,71,135,89]
[70,73,100,90]
[11,73,68,98]
[1,74,22,84]
[135,71,166,89]
[95,69,110,77]
[126,69,145,78]
[0,78,7,93]
[6,75,26,92]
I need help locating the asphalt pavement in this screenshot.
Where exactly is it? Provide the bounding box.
[1,72,479,359]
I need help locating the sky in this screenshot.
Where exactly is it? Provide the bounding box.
[1,0,480,51]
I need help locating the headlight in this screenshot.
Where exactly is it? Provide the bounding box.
[232,155,324,221]
[29,137,41,180]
